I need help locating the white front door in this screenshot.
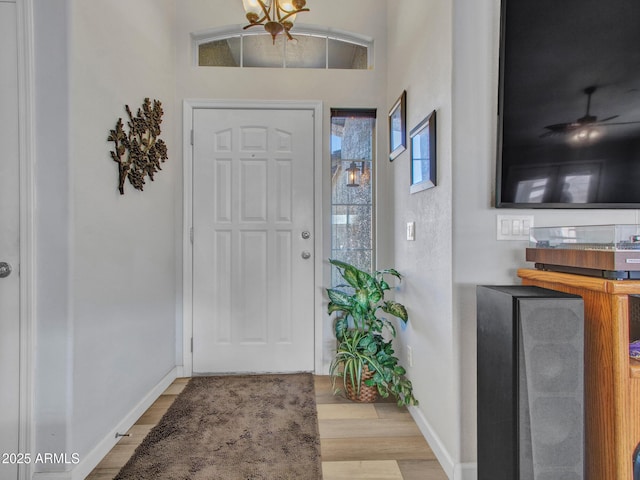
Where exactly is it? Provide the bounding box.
[192,108,315,373]
[0,2,21,478]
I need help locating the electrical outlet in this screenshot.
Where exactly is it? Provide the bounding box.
[407,346,413,367]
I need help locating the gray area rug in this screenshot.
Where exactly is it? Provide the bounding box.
[115,373,323,480]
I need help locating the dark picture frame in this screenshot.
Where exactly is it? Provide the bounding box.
[388,90,407,161]
[410,110,437,193]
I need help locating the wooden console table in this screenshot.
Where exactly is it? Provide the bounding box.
[519,269,640,480]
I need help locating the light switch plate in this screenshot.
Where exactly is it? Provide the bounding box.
[497,215,534,241]
[407,222,415,241]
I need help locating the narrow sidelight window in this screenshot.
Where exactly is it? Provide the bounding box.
[330,109,376,286]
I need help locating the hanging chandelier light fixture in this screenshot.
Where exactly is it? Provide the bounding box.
[242,0,310,43]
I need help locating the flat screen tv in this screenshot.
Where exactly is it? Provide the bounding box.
[496,0,640,208]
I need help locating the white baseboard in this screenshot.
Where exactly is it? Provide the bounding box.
[32,473,72,480]
[408,406,455,478]
[56,367,178,480]
[407,407,477,480]
[454,462,477,480]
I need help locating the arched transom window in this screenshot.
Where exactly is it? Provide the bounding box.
[193,25,373,69]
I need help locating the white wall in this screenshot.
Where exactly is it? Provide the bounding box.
[33,0,73,463]
[33,0,178,473]
[68,0,178,455]
[173,0,389,373]
[386,0,458,476]
[452,0,640,473]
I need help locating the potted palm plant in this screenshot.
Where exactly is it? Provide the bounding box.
[327,259,418,407]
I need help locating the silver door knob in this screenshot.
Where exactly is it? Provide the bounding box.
[301,231,311,240]
[301,251,311,260]
[0,262,12,278]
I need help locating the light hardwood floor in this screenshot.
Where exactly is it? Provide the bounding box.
[87,376,447,480]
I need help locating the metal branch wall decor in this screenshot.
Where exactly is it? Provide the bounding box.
[108,98,168,194]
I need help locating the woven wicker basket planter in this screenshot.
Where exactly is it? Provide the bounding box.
[345,365,379,403]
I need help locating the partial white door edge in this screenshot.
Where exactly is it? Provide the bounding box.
[181,99,324,377]
[16,1,36,479]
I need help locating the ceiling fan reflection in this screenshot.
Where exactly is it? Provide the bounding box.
[541,86,640,138]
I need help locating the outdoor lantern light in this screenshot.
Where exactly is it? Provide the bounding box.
[346,161,361,187]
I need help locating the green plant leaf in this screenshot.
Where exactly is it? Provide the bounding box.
[351,303,367,330]
[327,288,352,307]
[341,267,360,289]
[367,288,383,304]
[330,259,361,288]
[334,317,348,340]
[358,334,372,348]
[378,317,397,337]
[357,270,382,303]
[329,258,354,270]
[382,300,408,322]
[377,268,403,281]
[355,289,369,308]
[328,303,346,315]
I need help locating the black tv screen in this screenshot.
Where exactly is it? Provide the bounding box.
[496,0,640,208]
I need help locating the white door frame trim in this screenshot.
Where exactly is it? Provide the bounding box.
[15,0,36,479]
[182,99,324,376]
